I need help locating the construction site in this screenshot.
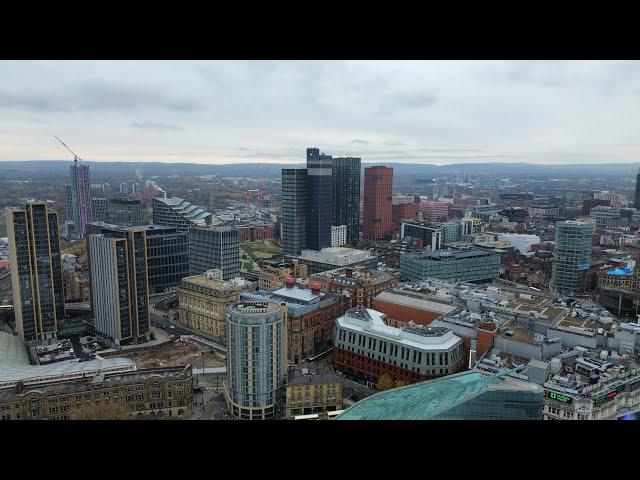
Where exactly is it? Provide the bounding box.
[115,337,226,370]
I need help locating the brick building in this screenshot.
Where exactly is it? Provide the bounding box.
[363,166,393,240]
[392,202,419,230]
[332,307,466,386]
[419,201,450,222]
[310,266,398,309]
[258,259,308,292]
[372,287,460,328]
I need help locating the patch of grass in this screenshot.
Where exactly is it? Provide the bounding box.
[241,241,282,261]
[241,261,254,272]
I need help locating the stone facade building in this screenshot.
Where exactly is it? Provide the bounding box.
[0,365,193,420]
[285,363,343,418]
[178,271,253,341]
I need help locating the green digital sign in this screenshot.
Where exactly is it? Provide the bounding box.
[547,391,572,404]
[594,395,609,406]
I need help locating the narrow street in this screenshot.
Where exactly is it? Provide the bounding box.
[190,388,228,420]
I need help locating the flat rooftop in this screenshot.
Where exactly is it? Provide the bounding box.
[0,332,30,366]
[0,365,190,402]
[0,358,137,390]
[404,247,497,261]
[375,290,459,315]
[297,247,374,265]
[272,286,320,304]
[287,364,342,387]
[181,274,250,291]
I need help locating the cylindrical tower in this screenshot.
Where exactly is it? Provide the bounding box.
[225,300,286,420]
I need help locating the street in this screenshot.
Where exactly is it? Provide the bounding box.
[190,388,228,420]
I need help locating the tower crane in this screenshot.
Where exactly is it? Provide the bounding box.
[54,136,83,162]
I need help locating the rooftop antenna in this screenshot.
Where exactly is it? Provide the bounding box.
[54,136,82,163]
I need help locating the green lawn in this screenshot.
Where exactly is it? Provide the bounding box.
[241,241,282,261]
[241,261,254,272]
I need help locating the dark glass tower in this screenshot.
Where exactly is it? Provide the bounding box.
[634,168,640,209]
[282,169,308,255]
[189,226,240,280]
[7,202,65,343]
[332,157,361,246]
[108,198,144,226]
[306,148,333,251]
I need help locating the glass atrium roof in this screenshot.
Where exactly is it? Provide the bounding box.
[336,370,492,420]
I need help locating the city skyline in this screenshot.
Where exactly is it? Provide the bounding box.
[1,60,640,165]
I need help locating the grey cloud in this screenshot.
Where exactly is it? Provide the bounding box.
[0,81,202,113]
[74,82,202,112]
[415,148,485,153]
[130,121,185,131]
[0,90,70,112]
[379,91,437,114]
[0,60,639,165]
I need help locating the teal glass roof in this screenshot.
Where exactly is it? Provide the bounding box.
[336,371,491,420]
[606,268,633,276]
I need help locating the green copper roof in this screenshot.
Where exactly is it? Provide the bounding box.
[336,370,492,420]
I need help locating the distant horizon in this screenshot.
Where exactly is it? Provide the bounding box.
[0,158,638,167]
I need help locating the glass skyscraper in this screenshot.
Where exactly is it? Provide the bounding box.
[8,202,65,343]
[281,169,308,256]
[332,157,361,246]
[108,198,144,226]
[69,159,91,239]
[550,220,594,294]
[306,148,333,251]
[189,226,240,280]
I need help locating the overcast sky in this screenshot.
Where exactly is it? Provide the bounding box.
[0,60,639,165]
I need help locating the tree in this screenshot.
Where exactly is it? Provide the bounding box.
[394,379,407,388]
[70,401,131,420]
[376,374,394,391]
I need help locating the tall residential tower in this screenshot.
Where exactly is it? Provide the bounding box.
[224,299,287,420]
[550,220,594,294]
[69,159,91,239]
[88,226,152,346]
[332,157,361,246]
[363,166,393,241]
[7,202,65,343]
[281,169,308,256]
